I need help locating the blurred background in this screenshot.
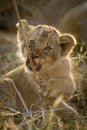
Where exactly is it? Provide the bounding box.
[0,1,87,129]
[0,0,87,75]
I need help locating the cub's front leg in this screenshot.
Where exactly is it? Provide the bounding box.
[37,78,77,115]
[37,78,75,102]
[0,78,26,112]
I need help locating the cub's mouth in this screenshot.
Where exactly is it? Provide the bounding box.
[26,56,42,72]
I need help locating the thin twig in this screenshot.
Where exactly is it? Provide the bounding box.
[12,0,38,79]
[12,81,30,116]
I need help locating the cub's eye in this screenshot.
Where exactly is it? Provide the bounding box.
[29,40,35,47]
[44,46,52,51]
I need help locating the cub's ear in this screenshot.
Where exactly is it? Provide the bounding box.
[59,34,77,56]
[16,19,34,33]
[16,19,34,42]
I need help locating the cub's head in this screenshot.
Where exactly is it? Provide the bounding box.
[16,19,76,72]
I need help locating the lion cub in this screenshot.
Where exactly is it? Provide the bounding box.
[0,20,77,116]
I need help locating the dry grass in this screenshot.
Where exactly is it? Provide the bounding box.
[0,93,87,130]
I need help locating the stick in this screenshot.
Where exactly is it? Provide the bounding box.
[12,0,38,79]
[12,81,30,116]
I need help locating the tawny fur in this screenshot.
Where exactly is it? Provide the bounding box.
[0,20,77,116]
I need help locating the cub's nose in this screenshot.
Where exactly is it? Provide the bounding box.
[31,52,39,59]
[29,40,35,47]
